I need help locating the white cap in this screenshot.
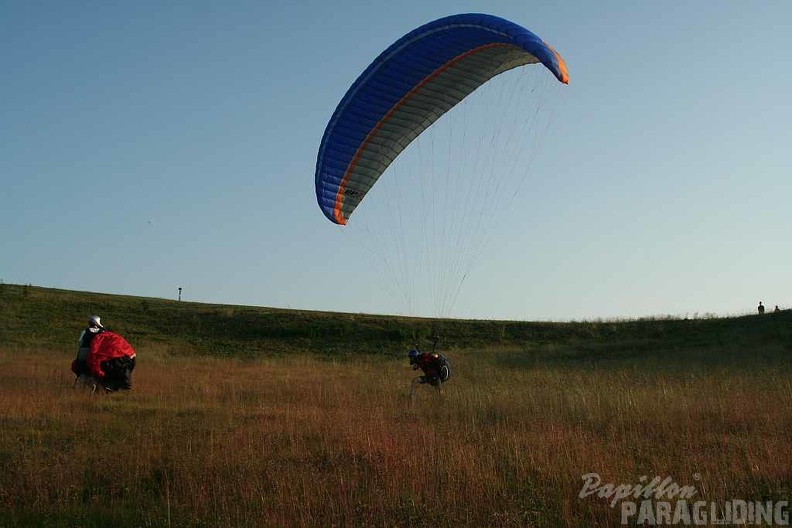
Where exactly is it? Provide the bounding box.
[88,315,103,327]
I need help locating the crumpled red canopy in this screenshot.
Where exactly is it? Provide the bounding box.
[88,331,136,379]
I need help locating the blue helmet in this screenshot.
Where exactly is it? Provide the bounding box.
[408,349,420,359]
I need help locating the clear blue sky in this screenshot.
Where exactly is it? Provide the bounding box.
[2,1,790,321]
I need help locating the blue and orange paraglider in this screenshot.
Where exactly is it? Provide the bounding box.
[315,13,568,226]
[315,14,568,317]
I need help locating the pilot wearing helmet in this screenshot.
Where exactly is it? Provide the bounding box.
[73,315,105,377]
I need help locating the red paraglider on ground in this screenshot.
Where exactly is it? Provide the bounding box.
[72,331,137,392]
[87,332,136,379]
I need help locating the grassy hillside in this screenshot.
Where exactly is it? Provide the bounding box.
[1,283,790,365]
[1,283,790,526]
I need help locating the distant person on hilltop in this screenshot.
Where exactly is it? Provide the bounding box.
[757,302,765,315]
[408,348,451,397]
[774,305,781,313]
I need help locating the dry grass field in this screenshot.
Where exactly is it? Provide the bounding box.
[1,342,789,527]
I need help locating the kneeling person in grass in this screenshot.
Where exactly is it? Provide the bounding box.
[408,348,451,397]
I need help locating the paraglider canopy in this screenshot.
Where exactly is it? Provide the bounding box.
[315,13,568,225]
[87,331,136,380]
